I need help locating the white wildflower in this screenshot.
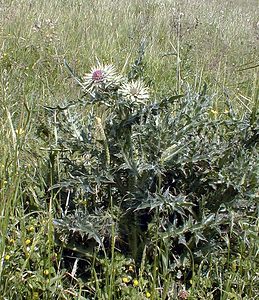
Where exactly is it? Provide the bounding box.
[118,80,149,103]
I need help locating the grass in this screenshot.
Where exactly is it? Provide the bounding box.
[0,0,258,299]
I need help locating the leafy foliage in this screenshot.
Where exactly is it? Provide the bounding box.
[36,59,259,298]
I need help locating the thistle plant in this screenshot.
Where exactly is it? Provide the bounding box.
[37,57,258,299]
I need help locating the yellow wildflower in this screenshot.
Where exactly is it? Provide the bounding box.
[146,291,151,298]
[32,292,39,300]
[28,226,34,232]
[5,254,10,261]
[25,239,31,245]
[43,269,49,276]
[210,109,218,115]
[133,279,139,287]
[15,128,25,135]
[122,276,130,283]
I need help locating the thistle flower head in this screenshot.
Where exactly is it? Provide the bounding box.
[118,80,149,104]
[82,62,122,92]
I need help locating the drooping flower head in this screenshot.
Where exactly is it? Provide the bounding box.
[82,62,122,92]
[118,80,149,104]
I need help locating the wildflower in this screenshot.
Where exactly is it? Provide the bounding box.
[9,238,15,244]
[178,290,189,299]
[5,254,10,261]
[15,128,25,135]
[210,109,218,115]
[43,269,49,276]
[82,62,122,91]
[119,80,149,104]
[32,292,39,300]
[28,226,34,232]
[133,279,139,287]
[146,291,151,298]
[122,276,130,283]
[128,265,134,272]
[25,239,31,245]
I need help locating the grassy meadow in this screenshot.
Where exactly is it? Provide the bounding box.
[0,0,258,299]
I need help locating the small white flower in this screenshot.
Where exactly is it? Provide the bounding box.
[82,62,122,91]
[118,80,149,103]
